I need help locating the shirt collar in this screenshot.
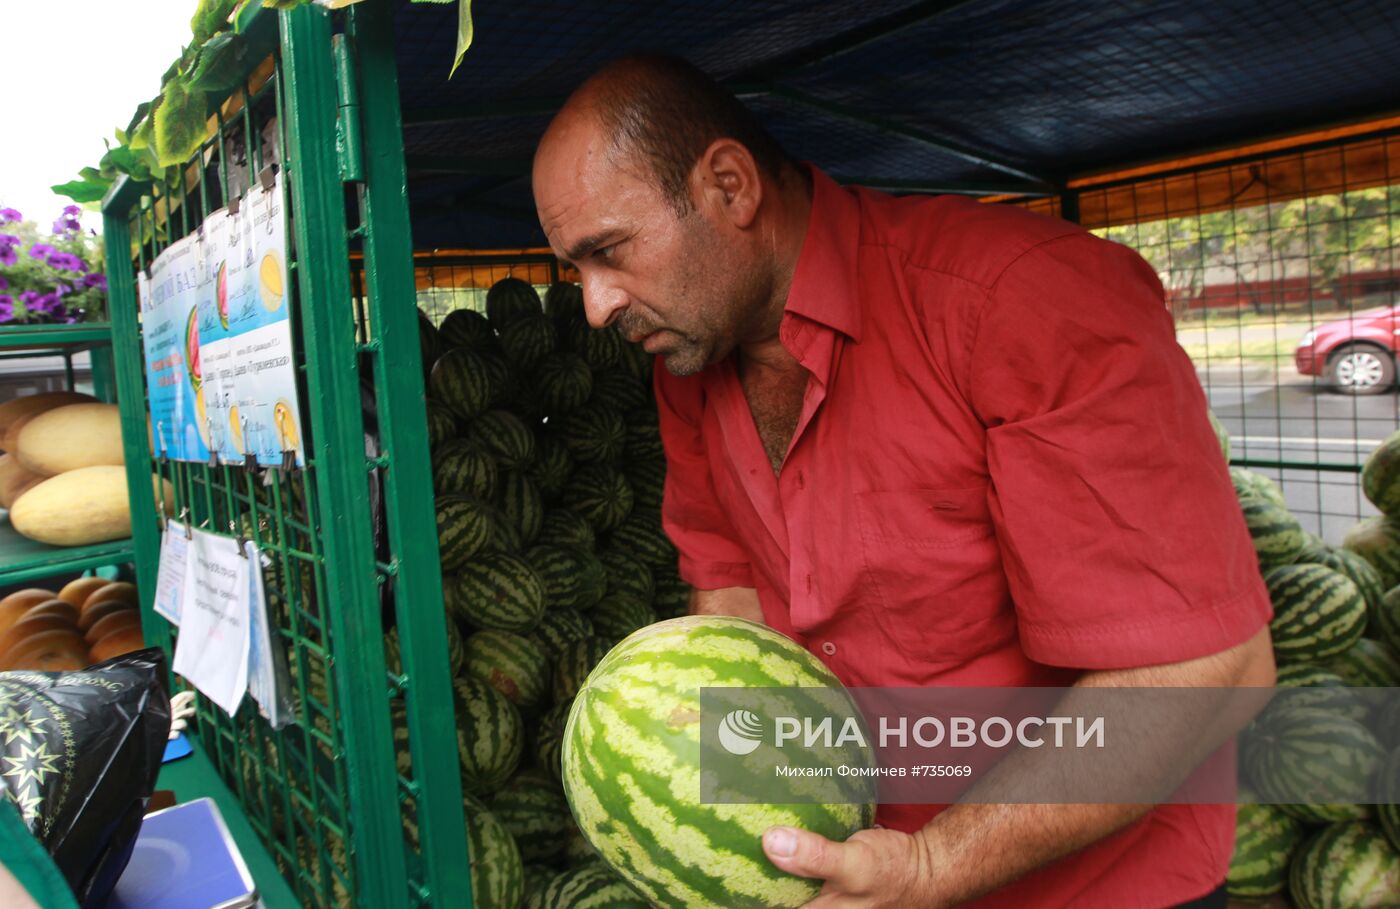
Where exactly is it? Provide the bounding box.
[783,165,863,343]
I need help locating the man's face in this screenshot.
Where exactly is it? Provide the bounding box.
[533,117,762,376]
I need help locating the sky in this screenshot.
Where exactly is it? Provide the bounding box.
[0,1,195,233]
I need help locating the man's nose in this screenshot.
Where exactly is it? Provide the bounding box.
[581,275,627,330]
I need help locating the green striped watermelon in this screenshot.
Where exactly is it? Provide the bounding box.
[531,610,596,659]
[562,404,627,464]
[436,496,498,572]
[563,617,875,909]
[497,470,544,547]
[624,413,665,463]
[591,369,651,413]
[626,458,667,511]
[440,308,496,352]
[1379,749,1400,854]
[1244,498,1309,567]
[424,401,458,450]
[1311,547,1388,631]
[1289,822,1400,909]
[448,552,546,633]
[606,511,677,570]
[487,277,543,330]
[652,568,692,620]
[527,544,608,611]
[527,435,575,502]
[433,439,499,501]
[465,629,550,709]
[590,596,656,643]
[523,864,555,909]
[545,282,587,335]
[431,348,502,421]
[489,769,573,863]
[1379,586,1400,654]
[500,315,558,371]
[1345,516,1400,590]
[572,322,626,370]
[386,617,465,678]
[563,826,597,868]
[1244,706,1384,823]
[563,465,634,533]
[454,675,524,793]
[468,410,536,469]
[1208,410,1231,463]
[599,548,655,606]
[1324,638,1400,688]
[1380,702,1400,750]
[1263,564,1367,663]
[535,353,594,416]
[1363,431,1400,517]
[1273,663,1370,722]
[463,793,525,909]
[553,636,612,706]
[539,862,649,909]
[535,508,597,551]
[1232,467,1288,509]
[1227,802,1307,899]
[536,702,570,782]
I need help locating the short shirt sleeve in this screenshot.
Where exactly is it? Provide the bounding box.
[653,367,755,590]
[969,233,1272,669]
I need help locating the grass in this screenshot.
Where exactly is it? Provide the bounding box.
[1178,337,1300,364]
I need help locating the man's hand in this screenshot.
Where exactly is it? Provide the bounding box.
[761,825,939,909]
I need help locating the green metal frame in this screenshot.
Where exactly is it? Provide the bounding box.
[99,3,471,906]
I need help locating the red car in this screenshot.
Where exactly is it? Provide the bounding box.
[1295,305,1400,394]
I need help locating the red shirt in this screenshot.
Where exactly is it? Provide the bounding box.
[656,168,1272,907]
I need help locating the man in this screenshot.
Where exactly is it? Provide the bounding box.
[533,55,1276,909]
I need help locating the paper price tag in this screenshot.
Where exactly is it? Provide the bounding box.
[153,520,191,626]
[171,529,251,716]
[245,541,295,729]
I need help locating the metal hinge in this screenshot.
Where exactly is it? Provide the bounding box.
[331,34,364,183]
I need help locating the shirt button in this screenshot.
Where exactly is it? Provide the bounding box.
[796,471,805,490]
[821,641,837,656]
[805,574,813,594]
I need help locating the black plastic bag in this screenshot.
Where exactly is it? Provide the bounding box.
[0,648,171,908]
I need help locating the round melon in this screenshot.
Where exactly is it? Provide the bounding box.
[1289,822,1400,909]
[0,452,46,508]
[455,675,524,794]
[1345,516,1400,590]
[463,794,525,909]
[15,403,124,474]
[1231,467,1287,508]
[1323,638,1400,688]
[1263,564,1367,663]
[1362,430,1400,516]
[1244,706,1384,824]
[562,616,876,909]
[10,468,172,546]
[0,391,96,452]
[490,769,573,864]
[1244,499,1308,567]
[464,629,550,709]
[486,277,543,330]
[1228,802,1307,899]
[540,862,648,908]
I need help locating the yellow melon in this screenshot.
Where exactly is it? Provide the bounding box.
[10,467,173,546]
[0,391,97,451]
[0,453,47,508]
[15,403,124,474]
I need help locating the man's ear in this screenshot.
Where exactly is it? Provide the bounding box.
[693,139,762,230]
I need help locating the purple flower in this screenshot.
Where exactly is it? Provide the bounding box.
[28,243,55,261]
[54,283,71,297]
[18,290,40,310]
[46,252,85,272]
[0,208,20,225]
[0,247,14,267]
[81,273,107,291]
[0,276,8,291]
[62,205,80,217]
[0,295,12,321]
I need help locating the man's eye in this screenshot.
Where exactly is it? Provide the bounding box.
[594,245,616,260]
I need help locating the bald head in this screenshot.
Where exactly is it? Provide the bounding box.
[540,54,797,215]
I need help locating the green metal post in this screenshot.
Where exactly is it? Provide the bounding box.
[347,2,472,905]
[280,7,410,908]
[100,194,174,659]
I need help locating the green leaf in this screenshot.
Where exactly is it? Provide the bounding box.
[153,78,210,167]
[126,101,153,137]
[187,33,248,93]
[51,178,113,204]
[260,0,309,10]
[128,97,162,152]
[191,0,242,44]
[449,0,474,78]
[100,145,158,183]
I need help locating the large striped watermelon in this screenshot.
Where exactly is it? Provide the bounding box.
[1380,748,1400,854]
[490,769,573,863]
[591,368,651,414]
[436,496,498,572]
[561,404,627,464]
[439,308,496,352]
[497,470,544,547]
[500,315,558,371]
[563,465,634,533]
[1244,706,1384,823]
[562,616,876,909]
[465,629,550,709]
[1345,516,1400,590]
[535,353,594,416]
[599,548,656,606]
[433,439,499,501]
[1263,564,1367,662]
[532,610,596,658]
[552,636,612,706]
[1362,430,1400,516]
[572,322,626,370]
[536,702,570,782]
[430,348,502,421]
[486,277,543,330]
[468,410,537,469]
[527,544,608,611]
[1232,467,1288,509]
[528,435,575,502]
[386,618,465,678]
[624,413,665,463]
[607,510,678,570]
[463,793,525,909]
[535,508,597,551]
[1311,547,1388,631]
[424,401,458,450]
[590,596,657,644]
[626,458,667,511]
[523,864,555,909]
[1273,663,1370,722]
[1227,801,1307,900]
[448,552,546,633]
[545,281,587,335]
[455,675,525,793]
[1244,499,1309,567]
[539,862,649,909]
[1324,638,1400,688]
[1289,822,1400,909]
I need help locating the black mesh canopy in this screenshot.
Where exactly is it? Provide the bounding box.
[390,0,1400,246]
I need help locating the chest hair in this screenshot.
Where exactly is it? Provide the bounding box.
[739,364,808,475]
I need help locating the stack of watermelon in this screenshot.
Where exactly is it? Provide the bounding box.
[394,277,694,908]
[1216,418,1400,906]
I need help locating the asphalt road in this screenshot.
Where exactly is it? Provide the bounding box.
[1194,363,1400,543]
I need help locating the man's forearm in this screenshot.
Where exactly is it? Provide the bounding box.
[908,628,1277,907]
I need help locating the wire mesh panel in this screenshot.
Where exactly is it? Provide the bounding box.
[1020,130,1400,543]
[100,5,471,907]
